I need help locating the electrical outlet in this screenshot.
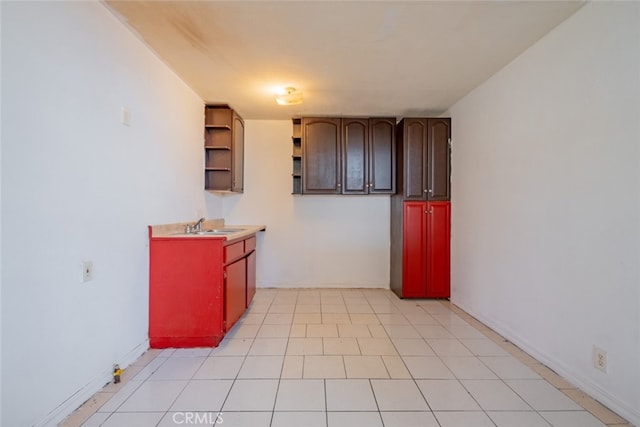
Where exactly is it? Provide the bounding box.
[81,261,93,283]
[593,346,607,373]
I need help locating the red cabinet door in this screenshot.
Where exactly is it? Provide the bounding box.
[402,201,451,298]
[426,201,451,298]
[402,201,428,297]
[225,257,247,332]
[246,250,256,307]
[149,239,224,348]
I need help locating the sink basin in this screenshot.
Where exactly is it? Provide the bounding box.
[194,228,245,235]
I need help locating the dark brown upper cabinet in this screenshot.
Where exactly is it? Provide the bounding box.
[204,105,244,193]
[302,117,341,194]
[297,117,396,195]
[397,117,450,200]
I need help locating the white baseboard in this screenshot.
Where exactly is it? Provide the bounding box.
[453,300,639,427]
[36,339,149,427]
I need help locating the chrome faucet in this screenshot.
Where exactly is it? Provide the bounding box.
[186,217,206,234]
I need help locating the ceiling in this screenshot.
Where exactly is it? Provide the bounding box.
[104,0,584,120]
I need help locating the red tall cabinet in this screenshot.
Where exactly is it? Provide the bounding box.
[390,118,451,298]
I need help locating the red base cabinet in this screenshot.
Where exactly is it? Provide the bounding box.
[391,200,451,298]
[149,234,257,348]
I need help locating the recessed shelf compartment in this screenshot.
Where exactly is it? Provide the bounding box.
[204,105,244,193]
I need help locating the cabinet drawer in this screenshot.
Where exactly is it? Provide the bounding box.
[245,236,256,252]
[224,241,244,262]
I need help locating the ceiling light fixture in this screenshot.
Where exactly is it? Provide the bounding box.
[275,87,303,106]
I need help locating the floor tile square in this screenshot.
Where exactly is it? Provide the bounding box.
[460,338,510,356]
[346,304,374,314]
[307,324,339,337]
[256,324,291,338]
[224,323,260,339]
[101,412,164,427]
[327,411,383,427]
[338,324,371,338]
[488,411,553,427]
[446,324,487,339]
[269,304,296,313]
[281,355,304,378]
[210,338,253,356]
[392,338,435,356]
[367,324,390,338]
[238,312,266,325]
[427,339,474,356]
[193,356,244,379]
[97,381,143,412]
[80,412,111,427]
[272,412,327,427]
[370,379,429,411]
[441,356,499,379]
[248,338,288,355]
[405,313,439,325]
[293,313,322,324]
[506,379,583,410]
[263,312,294,324]
[222,379,279,411]
[287,338,323,355]
[349,314,379,324]
[303,355,346,378]
[131,357,167,381]
[434,411,496,427]
[169,379,232,411]
[416,379,480,410]
[215,411,272,427]
[322,304,348,313]
[322,313,351,324]
[376,314,410,325]
[117,380,187,412]
[296,304,322,313]
[289,324,306,337]
[237,355,284,379]
[171,348,212,357]
[539,411,607,427]
[325,379,377,411]
[383,325,422,338]
[380,411,440,427]
[148,357,205,380]
[402,356,455,379]
[323,338,360,355]
[480,356,542,379]
[357,338,397,355]
[381,355,411,379]
[344,356,389,378]
[415,325,455,339]
[275,379,326,411]
[461,379,531,410]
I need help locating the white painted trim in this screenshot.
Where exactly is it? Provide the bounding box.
[36,340,149,427]
[453,300,640,427]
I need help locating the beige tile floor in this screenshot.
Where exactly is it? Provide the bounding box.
[61,288,632,427]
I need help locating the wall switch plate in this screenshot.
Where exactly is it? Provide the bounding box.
[81,261,93,283]
[592,346,607,373]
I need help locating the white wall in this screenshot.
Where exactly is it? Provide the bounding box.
[1,2,207,426]
[210,120,391,288]
[449,2,640,424]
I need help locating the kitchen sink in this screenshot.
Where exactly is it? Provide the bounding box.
[194,228,245,235]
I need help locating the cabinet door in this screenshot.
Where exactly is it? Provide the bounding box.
[342,118,368,194]
[231,112,245,193]
[224,257,247,332]
[303,118,341,194]
[427,118,450,201]
[425,201,451,298]
[403,119,428,199]
[369,118,396,194]
[402,201,428,297]
[246,250,256,307]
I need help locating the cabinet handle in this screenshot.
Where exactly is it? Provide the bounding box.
[425,209,433,214]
